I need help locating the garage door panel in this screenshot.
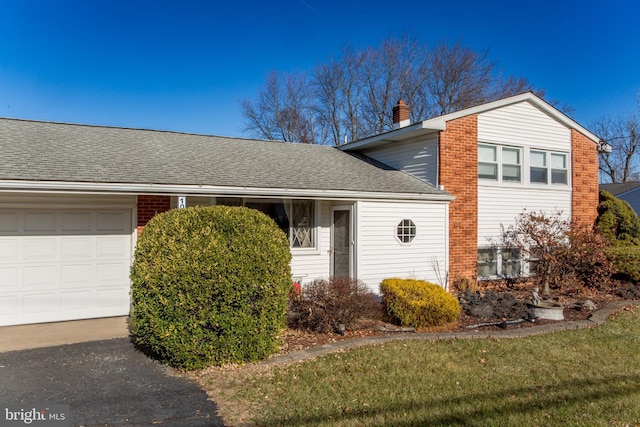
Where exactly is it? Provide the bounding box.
[0,295,19,317]
[96,288,128,309]
[96,237,128,258]
[0,239,18,260]
[0,268,17,287]
[23,265,56,288]
[61,264,93,286]
[61,238,92,258]
[0,212,18,232]
[97,212,129,232]
[62,212,92,232]
[0,206,133,326]
[24,238,57,260]
[97,263,127,283]
[61,290,93,311]
[23,293,57,314]
[24,212,57,232]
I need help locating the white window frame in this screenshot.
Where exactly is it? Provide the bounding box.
[478,143,522,184]
[529,150,569,186]
[395,219,416,244]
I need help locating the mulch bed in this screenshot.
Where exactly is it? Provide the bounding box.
[274,287,623,357]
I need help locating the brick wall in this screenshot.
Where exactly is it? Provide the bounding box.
[438,115,478,281]
[571,129,599,227]
[136,195,171,235]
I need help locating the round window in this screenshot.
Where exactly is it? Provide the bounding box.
[397,219,416,243]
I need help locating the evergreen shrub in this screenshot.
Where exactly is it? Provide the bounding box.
[609,246,640,283]
[596,190,640,246]
[130,205,291,370]
[380,278,460,328]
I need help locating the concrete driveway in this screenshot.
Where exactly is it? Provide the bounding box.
[0,338,224,426]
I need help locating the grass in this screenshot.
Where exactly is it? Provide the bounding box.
[197,306,640,426]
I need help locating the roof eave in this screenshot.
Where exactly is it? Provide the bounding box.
[0,180,454,202]
[338,120,445,152]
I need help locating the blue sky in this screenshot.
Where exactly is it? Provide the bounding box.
[0,0,638,138]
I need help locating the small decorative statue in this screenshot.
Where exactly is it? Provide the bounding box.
[532,287,541,306]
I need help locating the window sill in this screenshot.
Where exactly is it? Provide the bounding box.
[291,247,322,256]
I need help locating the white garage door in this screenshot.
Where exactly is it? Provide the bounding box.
[0,208,133,326]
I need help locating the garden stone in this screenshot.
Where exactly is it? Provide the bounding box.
[468,302,495,318]
[582,300,597,311]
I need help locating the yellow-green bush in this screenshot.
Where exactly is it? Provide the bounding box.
[380,278,460,328]
[130,205,291,370]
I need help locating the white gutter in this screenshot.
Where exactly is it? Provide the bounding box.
[0,180,455,202]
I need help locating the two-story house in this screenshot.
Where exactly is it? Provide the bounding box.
[339,92,600,282]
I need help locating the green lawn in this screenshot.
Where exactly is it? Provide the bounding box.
[199,306,640,426]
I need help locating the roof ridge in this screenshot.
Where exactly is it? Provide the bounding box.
[0,116,287,144]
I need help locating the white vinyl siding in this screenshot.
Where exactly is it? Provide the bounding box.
[356,200,449,292]
[289,201,331,283]
[361,136,439,186]
[478,101,571,149]
[478,185,571,244]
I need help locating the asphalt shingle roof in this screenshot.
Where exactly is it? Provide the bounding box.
[0,118,446,198]
[600,182,640,196]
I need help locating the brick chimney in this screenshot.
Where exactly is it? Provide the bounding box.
[392,100,410,129]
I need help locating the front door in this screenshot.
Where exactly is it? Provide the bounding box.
[331,206,353,277]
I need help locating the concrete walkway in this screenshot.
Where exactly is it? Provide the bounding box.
[262,300,640,366]
[0,316,130,352]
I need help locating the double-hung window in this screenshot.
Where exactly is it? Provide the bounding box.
[502,148,521,182]
[551,153,568,184]
[478,144,521,183]
[530,150,548,183]
[478,145,498,180]
[530,151,568,185]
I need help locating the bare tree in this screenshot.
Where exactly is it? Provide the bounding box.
[240,71,315,143]
[591,112,640,183]
[241,35,536,145]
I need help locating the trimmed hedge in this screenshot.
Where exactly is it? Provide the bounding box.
[380,278,460,328]
[130,205,291,370]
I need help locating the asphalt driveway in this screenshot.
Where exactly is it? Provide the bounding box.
[0,338,224,426]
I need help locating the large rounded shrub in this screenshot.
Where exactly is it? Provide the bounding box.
[130,205,291,370]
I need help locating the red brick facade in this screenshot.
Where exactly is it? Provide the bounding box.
[136,195,171,235]
[571,129,599,228]
[438,115,479,281]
